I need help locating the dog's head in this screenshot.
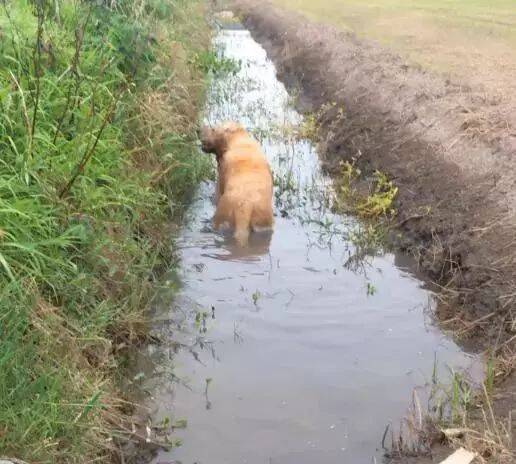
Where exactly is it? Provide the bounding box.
[199,122,246,159]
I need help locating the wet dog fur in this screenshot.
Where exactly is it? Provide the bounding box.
[200,122,273,245]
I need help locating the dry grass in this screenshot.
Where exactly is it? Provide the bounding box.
[271,0,516,100]
[388,384,514,463]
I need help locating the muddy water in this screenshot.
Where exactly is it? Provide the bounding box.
[143,28,479,464]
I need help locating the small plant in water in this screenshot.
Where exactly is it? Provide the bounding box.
[195,310,209,334]
[204,377,213,410]
[449,370,472,423]
[345,223,385,269]
[366,282,377,296]
[172,418,188,429]
[251,290,261,306]
[190,50,241,76]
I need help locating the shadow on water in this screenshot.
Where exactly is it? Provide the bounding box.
[136,26,482,464]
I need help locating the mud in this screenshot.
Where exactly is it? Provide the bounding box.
[231,0,516,458]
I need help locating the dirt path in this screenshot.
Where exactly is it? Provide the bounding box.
[232,0,515,459]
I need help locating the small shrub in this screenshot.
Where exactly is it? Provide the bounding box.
[338,160,397,219]
[356,170,398,218]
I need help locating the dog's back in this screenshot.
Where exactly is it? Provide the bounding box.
[213,132,273,245]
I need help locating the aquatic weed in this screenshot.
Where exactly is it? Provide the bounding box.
[191,50,241,76]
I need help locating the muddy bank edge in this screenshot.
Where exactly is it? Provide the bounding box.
[233,0,515,455]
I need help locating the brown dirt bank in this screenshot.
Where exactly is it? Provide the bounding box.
[232,0,515,457]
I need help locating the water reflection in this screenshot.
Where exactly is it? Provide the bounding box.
[201,229,274,262]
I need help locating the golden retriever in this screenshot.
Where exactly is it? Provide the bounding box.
[200,122,273,245]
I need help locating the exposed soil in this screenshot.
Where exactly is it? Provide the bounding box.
[232,0,515,459]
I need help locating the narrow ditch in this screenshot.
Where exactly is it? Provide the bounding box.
[136,24,482,464]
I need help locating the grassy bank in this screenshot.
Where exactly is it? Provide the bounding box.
[0,0,212,462]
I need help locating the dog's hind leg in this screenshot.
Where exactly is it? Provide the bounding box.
[251,204,274,232]
[213,195,234,231]
[233,203,252,246]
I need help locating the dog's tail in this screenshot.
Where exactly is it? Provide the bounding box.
[233,203,252,247]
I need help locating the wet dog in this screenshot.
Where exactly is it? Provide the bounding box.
[200,122,273,245]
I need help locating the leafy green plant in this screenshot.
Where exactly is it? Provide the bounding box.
[190,50,241,75]
[366,282,376,296]
[484,355,495,395]
[449,370,472,423]
[252,289,261,306]
[338,161,397,219]
[107,14,156,78]
[356,170,398,218]
[297,112,318,140]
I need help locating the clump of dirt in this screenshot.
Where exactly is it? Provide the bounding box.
[233,0,515,457]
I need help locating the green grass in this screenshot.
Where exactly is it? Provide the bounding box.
[0,0,212,462]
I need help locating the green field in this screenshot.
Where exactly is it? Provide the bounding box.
[272,0,516,93]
